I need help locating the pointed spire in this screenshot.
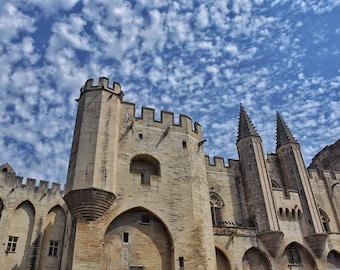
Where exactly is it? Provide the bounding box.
[276,112,298,149]
[237,104,260,143]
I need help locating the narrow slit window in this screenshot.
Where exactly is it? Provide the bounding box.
[123,232,129,243]
[179,257,185,267]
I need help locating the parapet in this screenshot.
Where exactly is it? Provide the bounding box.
[205,156,240,173]
[122,102,203,138]
[0,169,63,196]
[79,77,124,101]
[308,168,340,182]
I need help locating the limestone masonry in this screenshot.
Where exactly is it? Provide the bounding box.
[1,77,340,270]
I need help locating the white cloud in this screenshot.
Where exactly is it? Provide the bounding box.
[0,0,339,183]
[196,4,210,29]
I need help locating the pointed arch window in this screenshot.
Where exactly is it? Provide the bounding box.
[210,189,224,227]
[319,208,330,232]
[287,247,301,265]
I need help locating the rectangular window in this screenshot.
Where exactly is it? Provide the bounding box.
[140,172,150,185]
[48,241,59,256]
[179,256,185,267]
[141,213,150,224]
[129,266,145,270]
[6,236,18,252]
[123,232,129,243]
[287,248,301,265]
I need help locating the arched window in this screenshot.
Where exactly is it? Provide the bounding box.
[286,246,301,265]
[130,154,160,185]
[319,208,330,232]
[327,250,340,269]
[284,242,317,269]
[210,190,224,227]
[279,208,283,216]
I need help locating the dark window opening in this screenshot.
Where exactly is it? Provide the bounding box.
[182,141,187,148]
[179,256,185,267]
[210,193,224,227]
[323,222,330,232]
[48,241,59,256]
[141,213,150,224]
[211,206,222,226]
[0,199,3,219]
[2,168,8,172]
[123,232,129,243]
[140,173,147,185]
[130,154,160,186]
[129,266,145,270]
[287,248,301,265]
[320,209,330,232]
[6,236,18,253]
[138,133,143,139]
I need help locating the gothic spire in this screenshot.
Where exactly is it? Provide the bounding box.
[237,104,260,143]
[276,112,298,150]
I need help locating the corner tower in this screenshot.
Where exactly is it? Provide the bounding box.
[64,77,123,221]
[276,112,326,257]
[237,105,283,256]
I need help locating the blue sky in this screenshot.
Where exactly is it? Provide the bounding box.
[0,0,339,184]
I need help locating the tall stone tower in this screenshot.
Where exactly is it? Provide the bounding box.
[236,105,283,256]
[65,77,122,219]
[64,78,122,268]
[276,112,327,257]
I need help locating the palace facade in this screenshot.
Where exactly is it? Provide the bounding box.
[0,77,340,269]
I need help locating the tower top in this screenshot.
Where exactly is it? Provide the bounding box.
[79,77,124,101]
[276,112,298,150]
[237,104,260,143]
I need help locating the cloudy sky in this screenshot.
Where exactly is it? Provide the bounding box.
[0,0,339,185]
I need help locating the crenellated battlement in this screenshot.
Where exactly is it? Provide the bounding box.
[122,102,202,137]
[308,168,340,182]
[79,77,123,100]
[0,170,63,196]
[204,156,240,173]
[78,78,203,137]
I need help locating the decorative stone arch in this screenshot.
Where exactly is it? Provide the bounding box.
[327,249,340,269]
[102,206,173,270]
[38,205,67,270]
[3,200,35,269]
[319,208,330,232]
[242,247,271,270]
[210,188,224,227]
[283,242,317,269]
[215,246,231,270]
[130,154,160,185]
